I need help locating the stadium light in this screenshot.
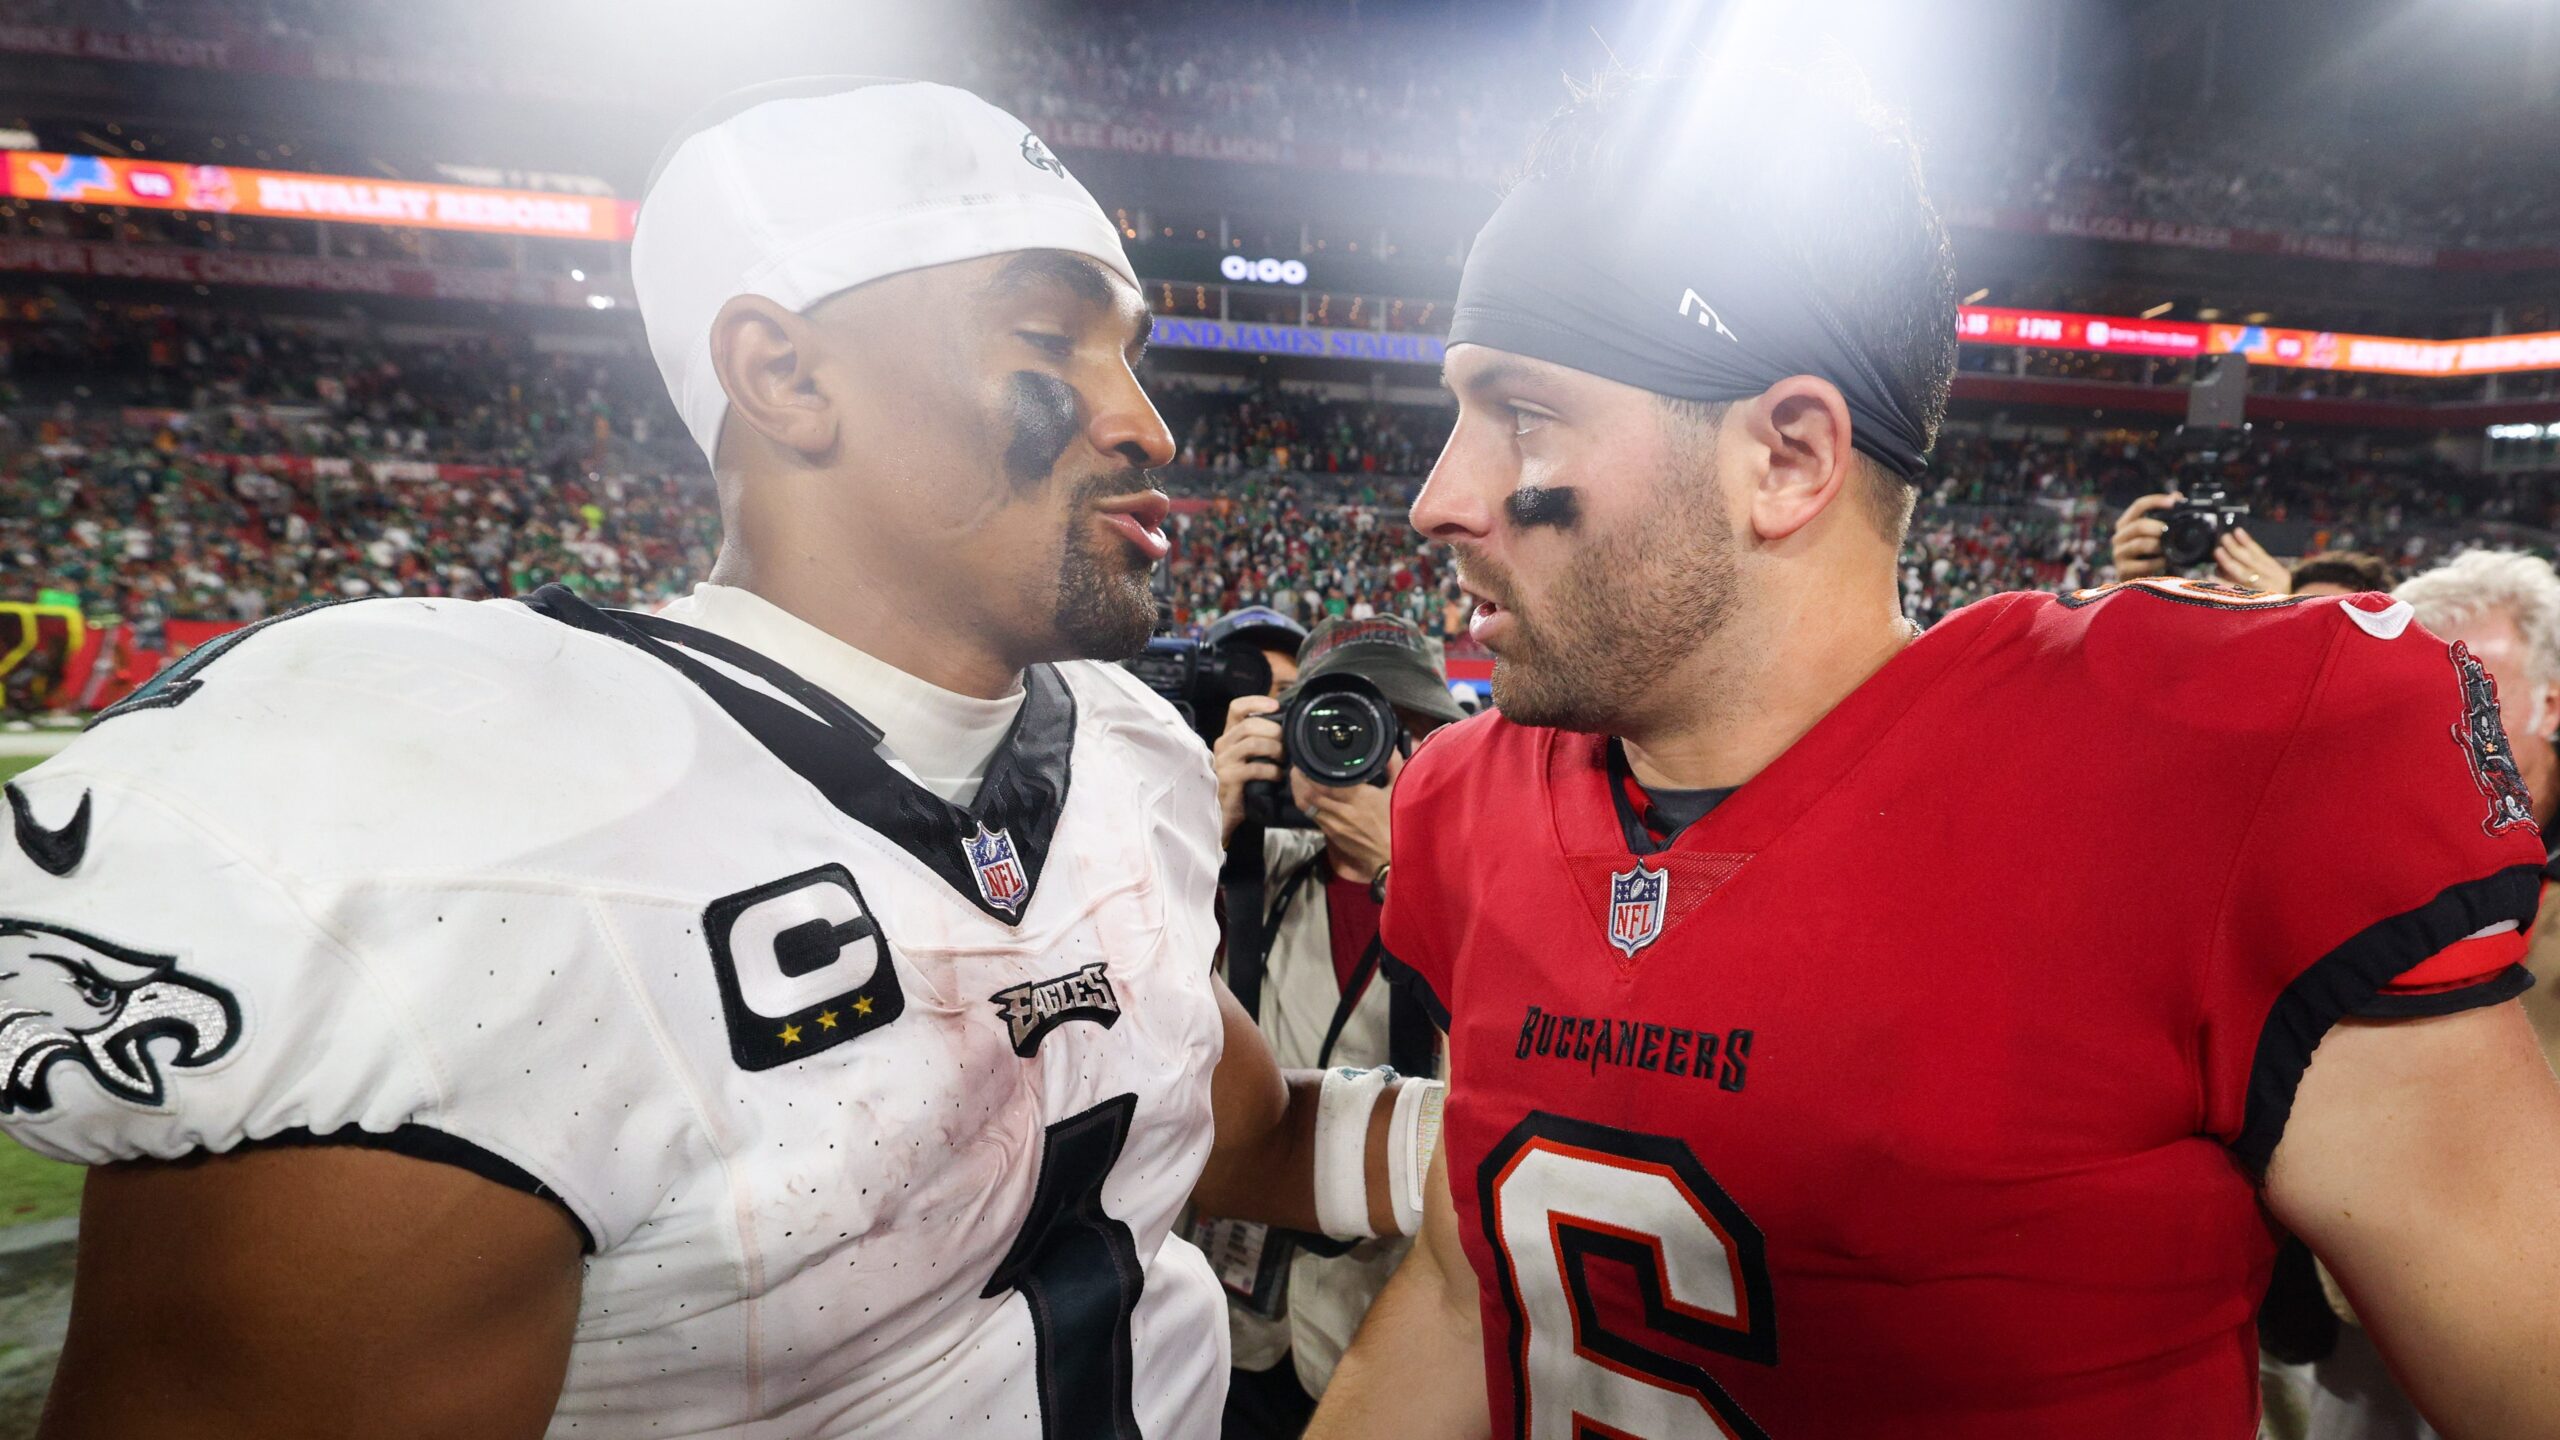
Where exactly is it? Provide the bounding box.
[571,268,586,281]
[586,295,615,310]
[2141,302,2174,319]
[1963,288,1990,305]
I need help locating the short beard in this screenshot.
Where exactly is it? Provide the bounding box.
[1483,440,1739,733]
[1051,477,1159,661]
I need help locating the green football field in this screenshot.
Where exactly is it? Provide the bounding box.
[0,1144,79,1229]
[0,751,90,1226]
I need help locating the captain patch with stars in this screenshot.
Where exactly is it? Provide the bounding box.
[702,863,902,1070]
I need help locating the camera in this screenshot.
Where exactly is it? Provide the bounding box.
[1242,671,1402,828]
[1123,636,1274,749]
[2160,425,2251,570]
[2159,481,2249,569]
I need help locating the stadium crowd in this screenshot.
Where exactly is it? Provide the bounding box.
[0,303,680,470]
[10,369,2559,685]
[2,430,716,648]
[1972,110,2560,249]
[1156,380,1447,480]
[3,312,2556,668]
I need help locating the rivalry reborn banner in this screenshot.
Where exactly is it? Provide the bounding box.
[0,236,637,309]
[3,151,637,242]
[1963,306,2560,378]
[2207,321,2560,377]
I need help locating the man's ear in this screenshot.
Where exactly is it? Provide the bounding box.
[1738,375,1855,543]
[708,294,838,461]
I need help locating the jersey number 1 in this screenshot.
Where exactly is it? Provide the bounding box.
[1483,1113,1778,1440]
[984,1093,1147,1440]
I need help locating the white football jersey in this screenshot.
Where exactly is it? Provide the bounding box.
[0,587,1230,1438]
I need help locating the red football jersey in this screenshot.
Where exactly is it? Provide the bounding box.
[1381,580,2544,1439]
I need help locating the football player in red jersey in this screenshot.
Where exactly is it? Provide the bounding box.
[1306,66,2560,1440]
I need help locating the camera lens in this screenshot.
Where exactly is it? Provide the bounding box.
[1288,686,1397,787]
[2161,509,2218,569]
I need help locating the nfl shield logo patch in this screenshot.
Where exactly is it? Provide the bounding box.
[1607,862,1669,958]
[964,823,1031,915]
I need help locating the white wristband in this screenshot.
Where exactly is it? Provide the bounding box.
[1386,1078,1447,1237]
[1314,1065,1395,1239]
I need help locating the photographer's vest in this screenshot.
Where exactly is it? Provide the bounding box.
[1216,827,1434,1391]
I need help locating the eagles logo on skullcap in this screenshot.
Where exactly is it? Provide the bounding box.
[1019,131,1067,178]
[0,918,239,1112]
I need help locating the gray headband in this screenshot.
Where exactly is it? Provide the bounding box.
[1450,173,1934,481]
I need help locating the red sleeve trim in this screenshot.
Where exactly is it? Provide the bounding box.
[2378,926,2529,994]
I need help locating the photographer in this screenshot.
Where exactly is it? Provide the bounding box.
[2285,551,2396,600]
[1206,605,1309,695]
[1206,615,1463,1439]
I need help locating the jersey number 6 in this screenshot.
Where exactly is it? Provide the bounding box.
[1481,1113,1778,1440]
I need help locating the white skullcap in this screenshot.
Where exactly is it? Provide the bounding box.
[632,78,1137,466]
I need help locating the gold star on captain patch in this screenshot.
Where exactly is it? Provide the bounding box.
[853,995,875,1016]
[816,1009,839,1031]
[778,1022,803,1046]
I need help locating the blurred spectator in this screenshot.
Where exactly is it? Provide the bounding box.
[2287,551,2397,598]
[2395,550,2560,826]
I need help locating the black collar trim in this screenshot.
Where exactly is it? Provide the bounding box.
[1604,739,1733,855]
[520,585,1073,925]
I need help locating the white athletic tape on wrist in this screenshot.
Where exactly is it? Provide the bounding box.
[1386,1078,1446,1237]
[1314,1065,1396,1239]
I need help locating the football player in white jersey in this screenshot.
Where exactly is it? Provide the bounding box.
[3,81,1438,1439]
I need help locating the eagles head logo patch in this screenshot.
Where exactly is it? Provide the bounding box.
[0,919,239,1112]
[2449,642,2537,836]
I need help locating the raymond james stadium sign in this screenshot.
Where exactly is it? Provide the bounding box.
[1149,319,1447,364]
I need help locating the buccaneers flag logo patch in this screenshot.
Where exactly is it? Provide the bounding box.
[2450,641,2537,836]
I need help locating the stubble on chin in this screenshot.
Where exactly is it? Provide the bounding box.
[1052,522,1158,661]
[1485,501,1736,734]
